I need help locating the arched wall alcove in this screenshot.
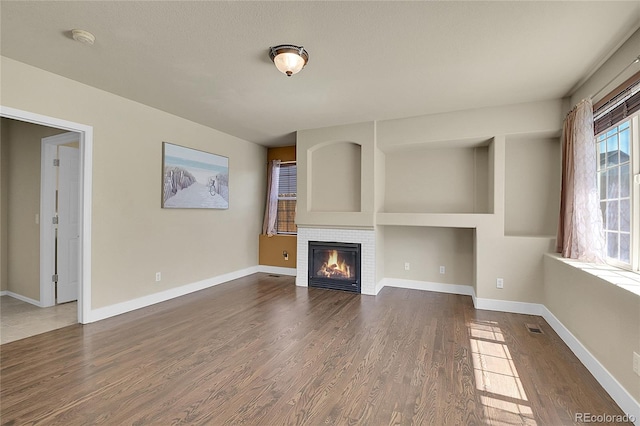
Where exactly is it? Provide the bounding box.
[309,141,362,212]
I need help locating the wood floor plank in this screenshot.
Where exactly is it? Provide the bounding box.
[0,274,631,425]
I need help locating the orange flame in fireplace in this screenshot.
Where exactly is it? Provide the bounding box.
[317,250,352,279]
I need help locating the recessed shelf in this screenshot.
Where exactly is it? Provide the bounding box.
[383,145,492,215]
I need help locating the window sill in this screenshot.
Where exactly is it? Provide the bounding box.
[548,253,640,297]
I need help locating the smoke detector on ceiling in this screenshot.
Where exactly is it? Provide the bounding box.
[71,29,95,46]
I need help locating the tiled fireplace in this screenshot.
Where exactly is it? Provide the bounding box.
[308,241,361,293]
[296,227,376,295]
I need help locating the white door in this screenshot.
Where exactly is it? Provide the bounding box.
[57,145,80,303]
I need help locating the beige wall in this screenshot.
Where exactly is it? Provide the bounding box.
[474,146,490,214]
[505,136,560,236]
[384,226,474,285]
[2,118,66,300]
[310,142,361,212]
[376,100,562,150]
[544,255,640,403]
[384,146,489,214]
[1,57,266,309]
[0,120,8,292]
[475,231,554,304]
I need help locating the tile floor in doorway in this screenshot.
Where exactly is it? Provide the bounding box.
[1,296,77,344]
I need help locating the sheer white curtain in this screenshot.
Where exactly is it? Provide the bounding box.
[262,160,281,236]
[557,99,606,262]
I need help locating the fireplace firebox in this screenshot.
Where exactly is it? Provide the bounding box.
[308,241,361,293]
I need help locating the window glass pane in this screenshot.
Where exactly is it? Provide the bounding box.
[607,232,618,258]
[620,164,630,198]
[620,233,630,263]
[620,199,630,232]
[600,201,606,223]
[620,129,630,162]
[620,120,630,130]
[606,200,618,230]
[276,199,297,234]
[599,142,606,169]
[606,168,619,199]
[599,173,606,199]
[278,164,297,196]
[607,134,619,165]
[607,128,617,137]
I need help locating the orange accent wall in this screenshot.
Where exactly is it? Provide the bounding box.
[259,234,297,267]
[267,145,296,163]
[260,145,297,268]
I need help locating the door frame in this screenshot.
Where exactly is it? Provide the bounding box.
[1,106,93,324]
[41,132,80,307]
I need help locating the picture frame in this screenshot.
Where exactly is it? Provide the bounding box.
[162,142,229,209]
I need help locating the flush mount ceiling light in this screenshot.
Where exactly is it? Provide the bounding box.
[71,29,95,45]
[269,44,309,77]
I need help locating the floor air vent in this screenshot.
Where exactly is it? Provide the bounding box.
[526,323,543,334]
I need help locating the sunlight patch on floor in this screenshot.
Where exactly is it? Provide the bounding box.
[469,320,537,426]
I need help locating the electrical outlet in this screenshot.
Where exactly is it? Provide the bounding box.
[404,262,410,271]
[633,352,640,376]
[155,272,161,282]
[283,251,289,261]
[496,278,504,289]
[439,266,445,274]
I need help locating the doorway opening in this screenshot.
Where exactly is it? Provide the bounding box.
[1,106,93,325]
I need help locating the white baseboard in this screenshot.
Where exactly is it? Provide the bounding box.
[381,278,474,297]
[87,266,261,323]
[3,291,42,307]
[257,265,297,276]
[541,306,640,424]
[473,297,545,316]
[0,290,8,296]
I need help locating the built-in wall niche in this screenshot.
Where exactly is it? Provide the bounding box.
[310,142,362,212]
[505,136,560,237]
[383,144,491,214]
[383,226,474,285]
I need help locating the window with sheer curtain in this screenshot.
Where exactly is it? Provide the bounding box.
[276,163,297,234]
[594,79,640,269]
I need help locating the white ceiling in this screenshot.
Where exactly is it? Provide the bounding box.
[1,1,639,147]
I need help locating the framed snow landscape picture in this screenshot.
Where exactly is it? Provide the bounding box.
[162,142,229,209]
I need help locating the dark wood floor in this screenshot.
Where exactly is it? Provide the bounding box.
[0,273,629,425]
